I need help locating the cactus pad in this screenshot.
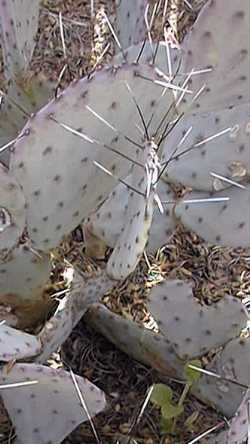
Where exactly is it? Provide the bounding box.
[10,63,169,251]
[0,363,106,444]
[195,337,250,418]
[180,0,250,113]
[86,177,175,254]
[175,186,250,248]
[0,0,40,79]
[0,244,52,329]
[106,140,160,279]
[87,303,183,379]
[115,0,147,52]
[0,162,25,256]
[0,324,41,361]
[37,270,113,363]
[148,280,248,359]
[162,104,250,191]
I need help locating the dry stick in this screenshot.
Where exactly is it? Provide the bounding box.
[90,0,94,20]
[59,11,67,59]
[42,8,88,27]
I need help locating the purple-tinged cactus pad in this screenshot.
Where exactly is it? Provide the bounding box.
[0,324,41,361]
[0,0,40,79]
[175,186,250,248]
[87,177,175,254]
[115,0,148,53]
[0,162,25,255]
[179,0,250,113]
[0,363,106,444]
[162,104,250,191]
[10,63,170,251]
[148,280,248,360]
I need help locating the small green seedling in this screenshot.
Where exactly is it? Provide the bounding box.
[150,359,201,435]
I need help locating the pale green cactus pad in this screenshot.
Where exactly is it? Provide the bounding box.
[0,162,26,256]
[148,279,248,359]
[0,363,106,444]
[10,63,171,251]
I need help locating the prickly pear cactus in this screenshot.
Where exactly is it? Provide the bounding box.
[87,302,183,379]
[175,185,250,248]
[195,337,250,417]
[86,177,175,256]
[106,140,161,279]
[0,162,25,256]
[0,363,106,444]
[36,270,114,363]
[0,0,55,166]
[0,0,40,80]
[0,244,52,329]
[0,324,41,361]
[179,0,250,113]
[162,105,250,191]
[161,0,250,191]
[217,386,250,444]
[10,63,171,252]
[148,280,248,359]
[2,73,55,137]
[114,40,181,72]
[202,382,250,444]
[115,0,148,52]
